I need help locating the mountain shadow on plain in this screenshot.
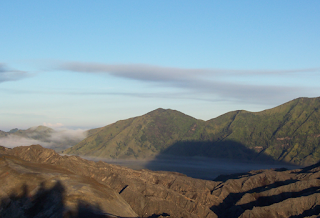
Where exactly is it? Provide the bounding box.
[145,140,296,180]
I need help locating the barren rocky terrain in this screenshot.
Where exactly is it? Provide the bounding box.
[1,145,320,217]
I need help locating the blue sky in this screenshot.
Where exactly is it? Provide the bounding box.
[1,1,320,131]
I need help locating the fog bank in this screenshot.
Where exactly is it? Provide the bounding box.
[0,128,87,151]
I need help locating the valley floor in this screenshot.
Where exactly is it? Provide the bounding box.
[97,156,296,181]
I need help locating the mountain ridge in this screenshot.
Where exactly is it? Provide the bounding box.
[203,97,320,165]
[63,97,320,165]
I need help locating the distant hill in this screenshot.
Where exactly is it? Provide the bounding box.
[0,126,87,151]
[11,125,55,140]
[8,128,19,133]
[64,97,320,165]
[0,125,55,142]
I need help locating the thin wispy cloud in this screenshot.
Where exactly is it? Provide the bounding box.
[178,79,305,104]
[55,61,319,105]
[0,63,29,83]
[57,62,319,82]
[58,62,210,82]
[1,61,317,105]
[0,87,221,103]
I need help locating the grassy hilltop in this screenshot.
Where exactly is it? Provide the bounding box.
[64,108,206,159]
[64,97,320,165]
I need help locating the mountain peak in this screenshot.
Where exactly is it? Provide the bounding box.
[149,108,170,113]
[27,125,54,132]
[8,128,19,133]
[146,108,192,118]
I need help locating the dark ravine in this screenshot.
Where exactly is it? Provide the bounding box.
[1,145,320,217]
[64,97,320,166]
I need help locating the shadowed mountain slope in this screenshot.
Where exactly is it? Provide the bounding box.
[64,97,320,165]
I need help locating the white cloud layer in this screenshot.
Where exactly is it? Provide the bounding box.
[0,128,87,150]
[0,135,46,148]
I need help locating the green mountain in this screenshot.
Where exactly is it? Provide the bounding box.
[64,108,206,158]
[204,97,320,165]
[64,97,320,165]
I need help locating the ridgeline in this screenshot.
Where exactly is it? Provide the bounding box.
[64,97,320,165]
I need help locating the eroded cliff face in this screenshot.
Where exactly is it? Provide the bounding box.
[1,145,320,218]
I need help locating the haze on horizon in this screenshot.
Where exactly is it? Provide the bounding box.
[1,1,320,131]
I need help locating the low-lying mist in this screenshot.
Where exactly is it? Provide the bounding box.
[0,135,44,148]
[0,128,87,151]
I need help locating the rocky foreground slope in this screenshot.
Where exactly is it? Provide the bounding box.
[1,145,320,217]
